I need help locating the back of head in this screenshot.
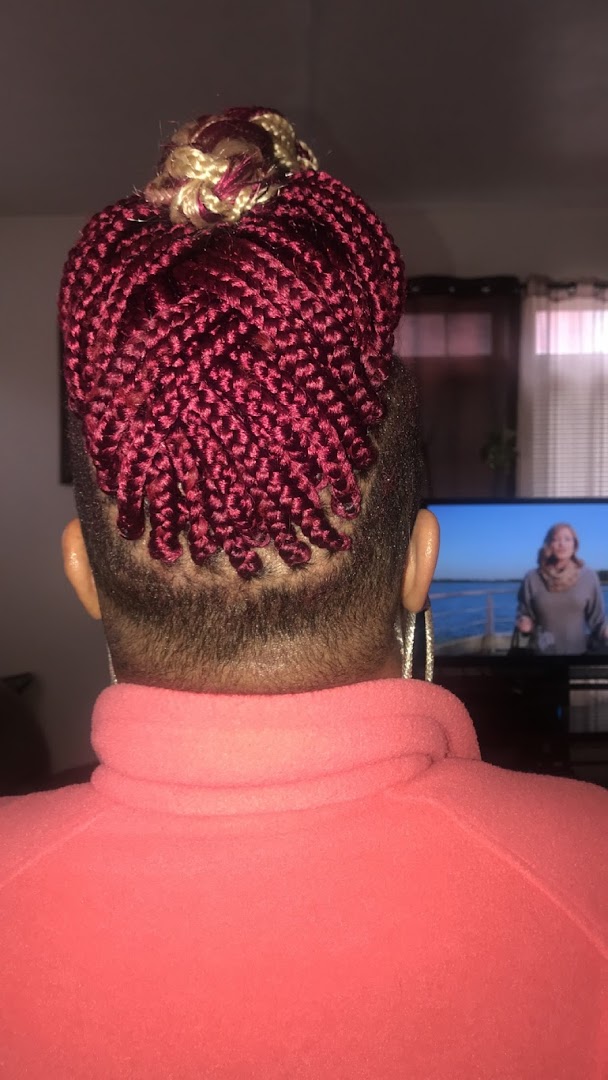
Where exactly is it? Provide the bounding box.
[59,106,422,692]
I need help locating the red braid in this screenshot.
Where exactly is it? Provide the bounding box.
[59,107,405,578]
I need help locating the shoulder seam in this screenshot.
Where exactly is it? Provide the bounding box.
[399,792,608,960]
[0,808,109,895]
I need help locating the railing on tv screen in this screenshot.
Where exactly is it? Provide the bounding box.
[430,585,517,655]
[432,580,608,656]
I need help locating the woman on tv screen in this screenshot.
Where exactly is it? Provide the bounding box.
[515,523,608,654]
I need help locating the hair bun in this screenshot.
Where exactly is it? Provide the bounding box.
[144,107,318,229]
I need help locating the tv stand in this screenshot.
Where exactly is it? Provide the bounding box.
[434,654,608,777]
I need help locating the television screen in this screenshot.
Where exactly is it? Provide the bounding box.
[428,500,608,658]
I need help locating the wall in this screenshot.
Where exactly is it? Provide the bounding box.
[0,217,107,775]
[1,201,607,773]
[378,201,608,279]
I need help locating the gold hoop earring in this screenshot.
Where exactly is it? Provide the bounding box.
[399,606,434,682]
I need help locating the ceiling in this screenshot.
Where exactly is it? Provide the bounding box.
[2,0,607,215]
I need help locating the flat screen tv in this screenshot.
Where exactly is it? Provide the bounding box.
[427,500,608,659]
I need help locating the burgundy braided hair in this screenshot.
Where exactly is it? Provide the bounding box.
[59,107,405,579]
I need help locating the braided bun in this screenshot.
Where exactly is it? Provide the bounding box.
[144,107,318,229]
[59,106,405,578]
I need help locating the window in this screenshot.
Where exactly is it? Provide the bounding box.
[395,278,521,499]
[517,283,608,497]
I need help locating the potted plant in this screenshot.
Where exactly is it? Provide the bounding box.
[480,428,518,497]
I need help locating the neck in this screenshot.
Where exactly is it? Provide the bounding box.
[110,640,404,694]
[553,557,572,571]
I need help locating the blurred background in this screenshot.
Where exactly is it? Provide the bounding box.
[1,0,607,787]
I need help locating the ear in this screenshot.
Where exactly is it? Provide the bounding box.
[62,519,102,620]
[401,509,439,614]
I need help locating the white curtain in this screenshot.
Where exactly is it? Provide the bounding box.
[517,280,608,496]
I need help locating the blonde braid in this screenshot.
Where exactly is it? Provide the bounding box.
[144,107,318,230]
[252,111,318,171]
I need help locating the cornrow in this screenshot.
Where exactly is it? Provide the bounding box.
[59,106,405,578]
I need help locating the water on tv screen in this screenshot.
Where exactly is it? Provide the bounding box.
[428,501,608,657]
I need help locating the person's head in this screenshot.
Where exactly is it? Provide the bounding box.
[538,523,582,570]
[60,106,438,694]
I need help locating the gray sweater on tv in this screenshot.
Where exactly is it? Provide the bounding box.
[517,566,607,655]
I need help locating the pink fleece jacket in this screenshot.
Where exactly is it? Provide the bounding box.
[1,678,607,1079]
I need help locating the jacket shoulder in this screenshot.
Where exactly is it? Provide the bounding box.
[400,760,608,950]
[0,784,105,891]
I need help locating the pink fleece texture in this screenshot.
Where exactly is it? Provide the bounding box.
[1,678,607,1079]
